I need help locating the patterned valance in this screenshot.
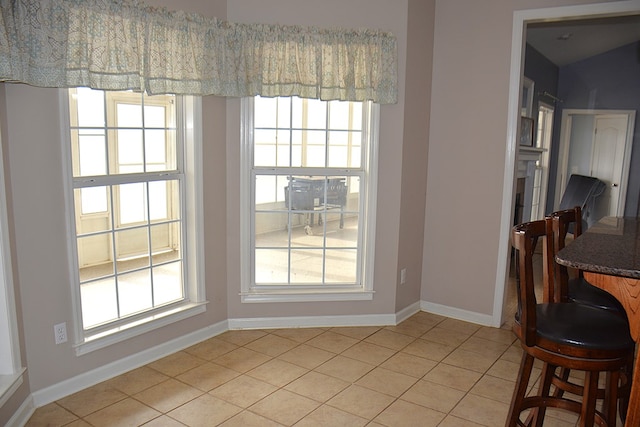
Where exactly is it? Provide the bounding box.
[0,0,397,103]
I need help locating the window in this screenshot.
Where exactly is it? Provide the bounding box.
[531,103,554,220]
[65,88,205,354]
[241,96,378,302]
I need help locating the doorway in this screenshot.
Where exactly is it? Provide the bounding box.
[555,109,635,218]
[494,1,640,327]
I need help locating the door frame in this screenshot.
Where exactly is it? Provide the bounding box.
[494,0,640,327]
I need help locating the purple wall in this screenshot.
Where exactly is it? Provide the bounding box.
[555,41,640,216]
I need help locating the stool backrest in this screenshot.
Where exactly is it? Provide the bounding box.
[550,206,583,302]
[511,218,554,346]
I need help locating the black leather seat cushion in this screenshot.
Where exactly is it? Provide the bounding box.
[568,277,626,314]
[536,303,633,351]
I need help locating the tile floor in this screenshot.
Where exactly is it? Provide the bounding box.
[26,310,616,427]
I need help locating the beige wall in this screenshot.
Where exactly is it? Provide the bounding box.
[395,0,435,311]
[422,0,628,320]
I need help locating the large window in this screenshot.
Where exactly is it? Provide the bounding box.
[241,96,378,302]
[65,88,205,353]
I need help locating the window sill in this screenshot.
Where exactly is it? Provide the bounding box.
[75,302,208,356]
[0,368,26,408]
[241,290,374,303]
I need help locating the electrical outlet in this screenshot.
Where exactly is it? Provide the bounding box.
[400,268,407,285]
[54,322,67,345]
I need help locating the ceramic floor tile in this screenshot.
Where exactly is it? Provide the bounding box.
[213,346,272,373]
[82,398,160,427]
[284,371,350,402]
[314,354,375,382]
[24,403,78,426]
[56,383,127,417]
[330,326,382,340]
[340,341,396,365]
[380,351,437,378]
[218,410,285,426]
[459,336,510,358]
[363,329,415,351]
[63,420,92,427]
[422,363,483,392]
[355,366,418,397]
[326,384,394,419]
[409,311,446,328]
[401,338,456,362]
[133,378,202,413]
[472,326,517,346]
[384,318,435,337]
[277,344,336,370]
[437,415,485,426]
[450,393,510,426]
[441,347,501,373]
[469,374,517,404]
[249,388,320,425]
[486,358,532,382]
[501,343,524,364]
[306,331,359,353]
[400,380,465,413]
[270,327,326,343]
[167,393,242,426]
[421,327,471,347]
[147,351,206,377]
[245,334,299,357]
[183,337,239,360]
[141,415,186,427]
[295,404,369,427]
[438,318,482,335]
[175,361,240,391]
[216,329,268,346]
[104,366,169,395]
[246,358,308,387]
[209,375,278,408]
[373,398,446,426]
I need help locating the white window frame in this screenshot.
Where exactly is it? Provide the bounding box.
[240,97,379,303]
[61,90,206,355]
[0,124,26,406]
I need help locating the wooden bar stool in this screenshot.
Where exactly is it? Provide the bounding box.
[507,219,634,426]
[549,206,632,420]
[549,206,626,314]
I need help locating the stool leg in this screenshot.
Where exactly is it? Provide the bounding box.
[603,370,620,426]
[507,353,535,427]
[580,371,599,427]
[531,363,556,427]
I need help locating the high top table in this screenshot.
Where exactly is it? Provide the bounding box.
[556,216,640,426]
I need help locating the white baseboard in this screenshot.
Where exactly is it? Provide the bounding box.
[395,301,422,324]
[5,394,34,427]
[31,319,229,408]
[228,312,397,330]
[421,300,495,327]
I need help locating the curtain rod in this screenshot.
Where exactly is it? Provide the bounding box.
[538,91,563,103]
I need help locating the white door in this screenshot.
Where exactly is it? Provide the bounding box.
[556,109,635,218]
[590,115,628,218]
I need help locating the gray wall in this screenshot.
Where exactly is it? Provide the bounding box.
[552,41,640,216]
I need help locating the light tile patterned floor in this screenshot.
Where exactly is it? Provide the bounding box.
[27,311,613,426]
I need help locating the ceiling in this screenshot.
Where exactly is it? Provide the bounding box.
[526,14,640,67]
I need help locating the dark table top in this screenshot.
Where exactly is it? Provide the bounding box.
[555,216,640,279]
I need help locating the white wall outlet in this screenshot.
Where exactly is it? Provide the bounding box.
[400,268,407,285]
[54,322,67,345]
